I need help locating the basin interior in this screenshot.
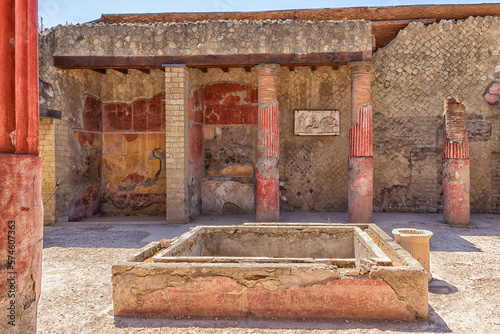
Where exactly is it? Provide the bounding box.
[154,226,392,266]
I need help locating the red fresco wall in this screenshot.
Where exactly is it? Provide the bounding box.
[186,83,259,215]
[71,93,167,219]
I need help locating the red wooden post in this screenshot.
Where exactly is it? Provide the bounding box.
[256,63,280,222]
[443,98,470,226]
[348,61,373,224]
[0,1,42,332]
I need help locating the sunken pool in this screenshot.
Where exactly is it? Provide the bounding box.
[112,224,428,320]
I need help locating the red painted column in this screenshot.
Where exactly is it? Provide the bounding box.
[443,98,470,226]
[256,63,280,222]
[348,61,373,224]
[0,1,42,333]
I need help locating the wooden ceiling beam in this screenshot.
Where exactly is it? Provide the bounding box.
[54,51,372,70]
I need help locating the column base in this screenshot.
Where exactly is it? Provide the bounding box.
[0,153,43,334]
[348,156,373,224]
[256,169,279,222]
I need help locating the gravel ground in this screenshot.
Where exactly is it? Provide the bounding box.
[37,212,500,334]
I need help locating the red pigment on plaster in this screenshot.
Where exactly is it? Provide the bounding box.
[349,105,373,158]
[189,123,203,165]
[348,157,373,224]
[188,87,204,123]
[119,276,413,320]
[259,102,279,157]
[121,173,145,186]
[101,93,166,132]
[69,184,100,221]
[82,95,102,131]
[204,83,258,125]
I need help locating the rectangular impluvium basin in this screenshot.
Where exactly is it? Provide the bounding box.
[112,223,428,320]
[153,225,392,267]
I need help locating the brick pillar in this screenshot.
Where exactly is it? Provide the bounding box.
[165,65,189,223]
[443,98,470,226]
[0,0,43,333]
[348,61,373,224]
[256,63,280,222]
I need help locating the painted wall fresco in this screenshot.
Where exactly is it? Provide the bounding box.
[192,82,259,214]
[100,93,166,216]
[70,94,103,221]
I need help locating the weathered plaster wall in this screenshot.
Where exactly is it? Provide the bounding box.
[372,16,500,213]
[99,70,166,216]
[190,69,259,214]
[188,82,204,217]
[39,30,103,222]
[40,29,166,220]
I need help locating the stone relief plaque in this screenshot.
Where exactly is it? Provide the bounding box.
[294,110,340,136]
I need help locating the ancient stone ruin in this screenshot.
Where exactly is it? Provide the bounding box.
[37,5,500,225]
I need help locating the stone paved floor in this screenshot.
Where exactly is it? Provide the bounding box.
[38,212,500,333]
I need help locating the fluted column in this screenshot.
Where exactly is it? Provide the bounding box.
[256,63,280,222]
[348,61,373,224]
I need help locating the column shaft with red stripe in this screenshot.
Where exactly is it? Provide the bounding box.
[256,64,280,222]
[348,61,373,224]
[0,1,42,333]
[443,98,470,226]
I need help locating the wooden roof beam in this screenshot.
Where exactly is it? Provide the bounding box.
[53,51,372,70]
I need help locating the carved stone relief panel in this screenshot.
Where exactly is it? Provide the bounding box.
[294,110,340,135]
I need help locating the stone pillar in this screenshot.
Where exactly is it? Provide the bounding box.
[256,64,280,222]
[348,61,373,224]
[165,65,189,223]
[443,98,470,226]
[0,0,43,333]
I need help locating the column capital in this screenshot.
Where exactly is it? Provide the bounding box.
[256,63,280,76]
[256,63,280,69]
[349,61,372,73]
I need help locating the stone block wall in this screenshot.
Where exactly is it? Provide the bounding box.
[49,19,372,57]
[372,16,500,213]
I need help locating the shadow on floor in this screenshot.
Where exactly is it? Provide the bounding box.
[114,305,451,332]
[43,212,500,251]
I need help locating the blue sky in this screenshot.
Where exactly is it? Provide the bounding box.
[39,0,500,29]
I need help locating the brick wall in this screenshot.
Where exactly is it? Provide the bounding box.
[39,118,56,225]
[165,66,189,223]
